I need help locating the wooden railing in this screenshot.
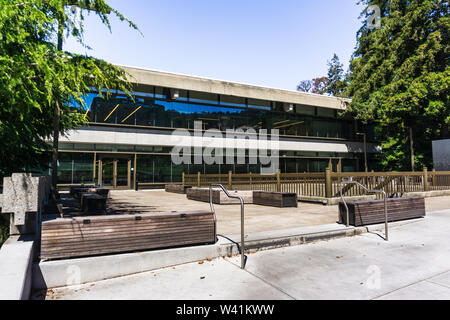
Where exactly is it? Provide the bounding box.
[183,168,450,199]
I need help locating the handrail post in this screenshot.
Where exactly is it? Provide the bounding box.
[340,180,389,241]
[182,172,185,186]
[210,184,246,269]
[228,171,232,190]
[197,172,201,188]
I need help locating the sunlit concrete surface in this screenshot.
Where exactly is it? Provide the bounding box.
[105,190,340,235]
[37,210,450,300]
[104,191,450,236]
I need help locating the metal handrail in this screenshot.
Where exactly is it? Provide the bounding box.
[340,179,389,241]
[209,184,246,269]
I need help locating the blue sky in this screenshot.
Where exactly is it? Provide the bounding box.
[65,0,366,91]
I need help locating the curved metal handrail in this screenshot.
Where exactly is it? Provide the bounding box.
[209,184,246,269]
[340,179,389,241]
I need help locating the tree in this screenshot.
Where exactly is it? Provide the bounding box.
[0,0,139,179]
[311,77,329,95]
[346,0,449,171]
[325,54,348,97]
[297,80,313,93]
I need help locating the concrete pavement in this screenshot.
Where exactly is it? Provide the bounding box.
[39,209,450,300]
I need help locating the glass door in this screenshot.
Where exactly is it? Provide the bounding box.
[116,158,131,189]
[101,158,114,187]
[99,156,132,189]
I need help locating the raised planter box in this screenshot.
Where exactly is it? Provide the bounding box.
[40,211,216,260]
[165,184,192,194]
[339,197,426,227]
[186,188,253,204]
[253,191,298,208]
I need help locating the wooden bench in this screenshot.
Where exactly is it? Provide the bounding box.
[40,211,216,260]
[165,184,193,194]
[339,197,426,227]
[80,193,107,215]
[187,188,253,204]
[253,191,298,208]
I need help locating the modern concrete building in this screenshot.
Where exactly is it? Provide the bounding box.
[56,66,381,189]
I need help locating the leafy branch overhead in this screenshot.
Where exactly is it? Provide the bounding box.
[0,0,139,177]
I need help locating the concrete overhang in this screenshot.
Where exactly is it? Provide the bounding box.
[120,65,351,111]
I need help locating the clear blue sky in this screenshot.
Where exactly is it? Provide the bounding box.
[65,0,366,91]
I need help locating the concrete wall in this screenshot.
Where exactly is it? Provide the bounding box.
[0,236,35,300]
[60,125,381,154]
[122,66,351,111]
[433,139,450,171]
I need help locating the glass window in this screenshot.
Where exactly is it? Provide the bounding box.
[189,91,218,105]
[59,143,75,151]
[57,153,94,185]
[247,98,271,110]
[296,104,315,116]
[154,87,167,99]
[317,107,336,118]
[219,95,246,108]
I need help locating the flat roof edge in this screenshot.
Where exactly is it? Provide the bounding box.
[119,65,351,110]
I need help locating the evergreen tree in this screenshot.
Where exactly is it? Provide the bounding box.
[346,0,449,170]
[326,54,348,97]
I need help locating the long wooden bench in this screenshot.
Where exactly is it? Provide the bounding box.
[339,197,426,227]
[165,184,193,194]
[40,211,216,260]
[187,188,253,204]
[253,191,298,208]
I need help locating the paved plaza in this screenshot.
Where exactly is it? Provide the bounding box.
[41,207,450,300]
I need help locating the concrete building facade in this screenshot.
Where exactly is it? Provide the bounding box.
[56,66,381,189]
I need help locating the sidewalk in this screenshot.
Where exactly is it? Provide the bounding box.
[39,209,450,300]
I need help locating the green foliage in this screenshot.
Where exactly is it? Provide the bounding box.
[0,0,138,178]
[346,0,449,170]
[0,214,9,246]
[325,54,348,97]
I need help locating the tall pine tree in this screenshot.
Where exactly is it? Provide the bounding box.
[346,0,449,171]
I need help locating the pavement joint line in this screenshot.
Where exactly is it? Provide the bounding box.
[223,257,297,301]
[370,268,450,300]
[425,279,450,291]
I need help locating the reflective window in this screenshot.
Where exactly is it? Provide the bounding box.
[219,95,246,108]
[86,90,355,140]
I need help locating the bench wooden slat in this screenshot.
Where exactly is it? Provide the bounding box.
[339,197,425,226]
[253,191,298,208]
[40,211,216,260]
